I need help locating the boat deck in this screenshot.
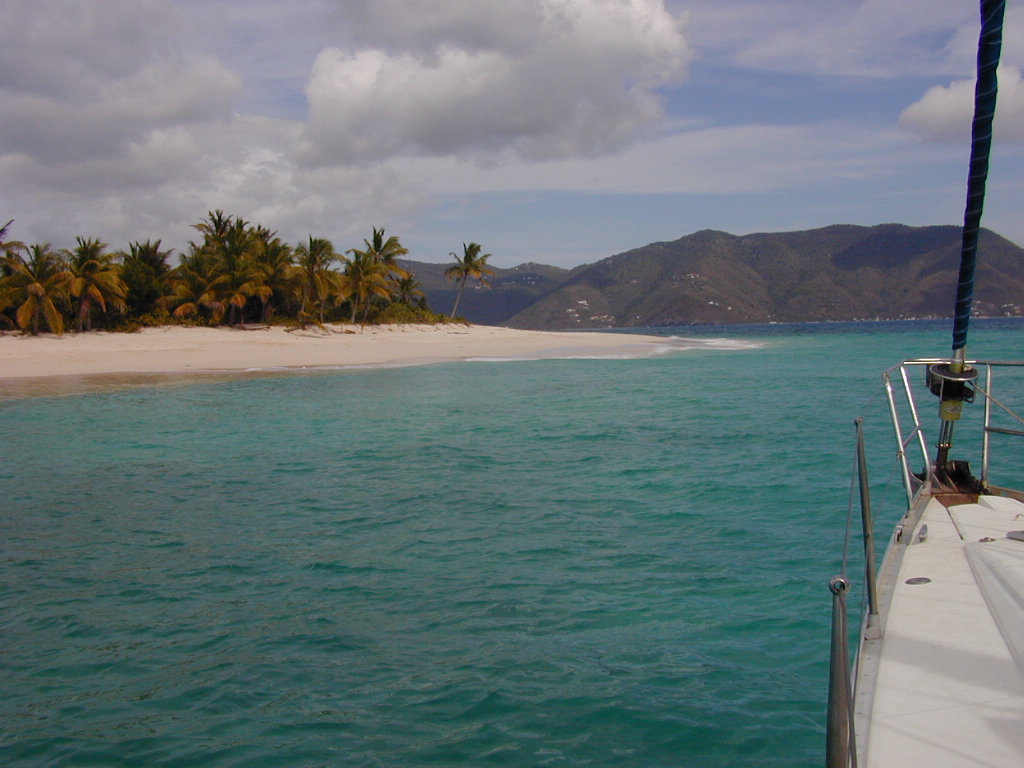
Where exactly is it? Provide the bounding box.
[861,495,1024,767]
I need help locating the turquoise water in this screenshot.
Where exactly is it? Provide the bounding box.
[2,320,1021,768]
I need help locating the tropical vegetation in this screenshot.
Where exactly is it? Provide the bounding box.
[0,212,475,335]
[1,242,71,336]
[445,242,494,318]
[65,237,127,333]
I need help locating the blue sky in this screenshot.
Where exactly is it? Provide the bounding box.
[2,0,1022,267]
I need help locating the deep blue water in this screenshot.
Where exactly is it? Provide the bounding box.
[1,320,1021,768]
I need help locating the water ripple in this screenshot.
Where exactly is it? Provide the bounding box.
[8,323,1014,767]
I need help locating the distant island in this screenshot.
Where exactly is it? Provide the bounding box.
[408,224,1024,329]
[5,219,1023,334]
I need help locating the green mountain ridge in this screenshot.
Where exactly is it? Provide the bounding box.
[403,224,1024,328]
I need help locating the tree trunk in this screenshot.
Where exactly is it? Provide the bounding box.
[450,278,467,318]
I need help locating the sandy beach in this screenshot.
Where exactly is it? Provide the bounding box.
[0,324,672,383]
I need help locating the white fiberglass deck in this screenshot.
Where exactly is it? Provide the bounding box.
[862,495,1024,767]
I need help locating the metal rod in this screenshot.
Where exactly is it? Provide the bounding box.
[855,419,879,621]
[974,383,1024,427]
[985,426,1024,437]
[982,364,993,485]
[936,419,956,469]
[900,423,925,451]
[900,365,932,487]
[883,372,915,507]
[826,575,855,768]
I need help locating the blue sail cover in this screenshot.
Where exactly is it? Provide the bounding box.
[952,0,1005,351]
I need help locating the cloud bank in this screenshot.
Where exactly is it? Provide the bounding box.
[302,0,691,163]
[0,0,692,250]
[0,0,241,164]
[3,0,1020,262]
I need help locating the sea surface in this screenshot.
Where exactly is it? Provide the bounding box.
[2,319,1022,768]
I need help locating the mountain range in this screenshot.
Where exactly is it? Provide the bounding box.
[400,224,1024,329]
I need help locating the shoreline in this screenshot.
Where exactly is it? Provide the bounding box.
[0,324,681,387]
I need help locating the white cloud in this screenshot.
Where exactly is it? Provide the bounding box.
[330,0,549,56]
[301,0,691,164]
[174,0,334,119]
[1,115,428,252]
[681,0,1006,78]
[5,0,1019,264]
[0,0,426,251]
[899,66,1024,142]
[0,0,242,163]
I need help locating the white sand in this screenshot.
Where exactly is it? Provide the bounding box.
[0,324,670,380]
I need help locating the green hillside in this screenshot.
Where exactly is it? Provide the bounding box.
[502,224,1024,329]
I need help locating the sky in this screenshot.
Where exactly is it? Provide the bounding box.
[2,0,1023,268]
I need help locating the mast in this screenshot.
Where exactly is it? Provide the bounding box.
[931,0,1005,476]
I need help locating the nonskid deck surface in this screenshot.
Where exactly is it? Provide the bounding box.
[863,495,1024,767]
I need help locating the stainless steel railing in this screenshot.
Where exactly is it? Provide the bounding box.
[826,420,874,768]
[827,359,1024,767]
[974,361,1024,490]
[883,359,1024,501]
[826,574,855,768]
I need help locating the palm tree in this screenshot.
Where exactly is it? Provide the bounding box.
[189,212,264,326]
[1,243,71,335]
[445,242,494,318]
[191,209,233,246]
[0,220,24,329]
[162,250,226,324]
[337,249,393,325]
[120,240,174,318]
[394,276,426,307]
[126,239,174,275]
[213,219,262,326]
[251,228,299,323]
[294,236,339,324]
[65,237,127,332]
[0,220,19,252]
[358,227,410,280]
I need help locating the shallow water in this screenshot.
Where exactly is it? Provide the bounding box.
[2,320,1021,767]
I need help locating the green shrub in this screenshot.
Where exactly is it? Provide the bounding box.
[371,303,453,325]
[104,309,173,332]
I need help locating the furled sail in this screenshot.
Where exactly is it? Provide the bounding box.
[952,0,1005,353]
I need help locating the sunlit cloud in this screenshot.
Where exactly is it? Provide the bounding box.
[900,66,1024,142]
[300,0,691,164]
